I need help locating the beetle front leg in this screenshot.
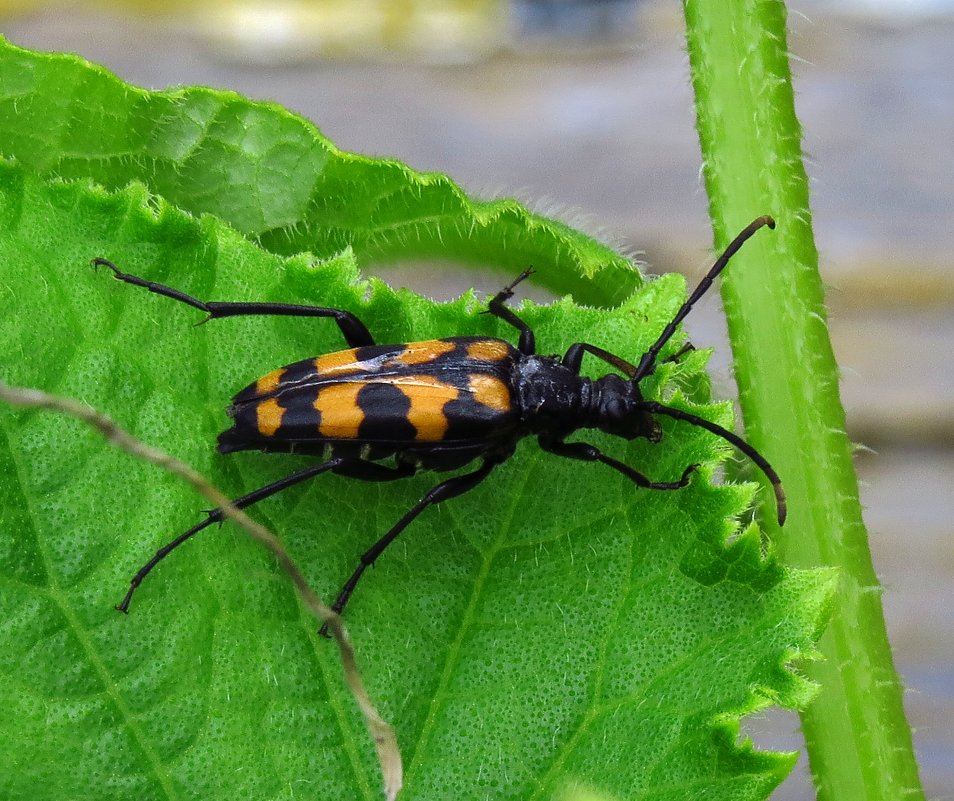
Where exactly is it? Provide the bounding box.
[562,342,638,378]
[538,435,697,490]
[561,341,692,380]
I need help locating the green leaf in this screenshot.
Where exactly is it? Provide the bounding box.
[0,41,834,801]
[0,36,635,307]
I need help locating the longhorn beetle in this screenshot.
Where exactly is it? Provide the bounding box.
[95,215,784,634]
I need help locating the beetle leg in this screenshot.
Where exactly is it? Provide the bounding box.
[641,401,786,526]
[485,270,536,355]
[116,458,353,614]
[562,341,691,378]
[538,435,697,490]
[93,258,374,347]
[320,457,498,636]
[561,342,637,378]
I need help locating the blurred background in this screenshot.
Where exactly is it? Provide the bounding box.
[2,0,951,796]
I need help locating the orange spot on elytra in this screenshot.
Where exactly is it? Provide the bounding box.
[468,374,511,412]
[256,397,284,436]
[313,349,362,377]
[314,383,365,438]
[396,374,459,441]
[391,340,456,367]
[256,367,285,396]
[466,340,512,362]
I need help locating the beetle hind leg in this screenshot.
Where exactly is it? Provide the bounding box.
[116,458,349,614]
[93,258,375,347]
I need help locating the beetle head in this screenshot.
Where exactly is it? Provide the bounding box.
[593,373,661,442]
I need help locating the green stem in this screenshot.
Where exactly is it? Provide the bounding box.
[683,2,924,799]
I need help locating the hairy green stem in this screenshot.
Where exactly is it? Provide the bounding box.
[683,2,924,799]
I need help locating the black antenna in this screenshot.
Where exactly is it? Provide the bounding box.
[631,215,785,526]
[642,401,787,526]
[631,215,775,384]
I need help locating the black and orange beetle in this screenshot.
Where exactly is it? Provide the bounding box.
[95,215,784,632]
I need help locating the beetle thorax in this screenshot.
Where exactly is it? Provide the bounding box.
[514,357,658,442]
[514,355,591,433]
